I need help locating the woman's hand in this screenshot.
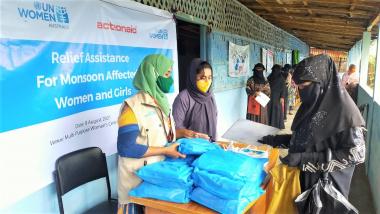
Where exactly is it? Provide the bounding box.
[164,143,186,159]
[176,129,210,140]
[258,135,275,146]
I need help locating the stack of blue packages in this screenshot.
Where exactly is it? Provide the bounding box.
[129,161,193,203]
[130,139,227,204]
[165,155,197,165]
[190,149,268,214]
[177,138,221,155]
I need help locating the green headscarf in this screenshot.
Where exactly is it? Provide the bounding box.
[133,54,174,116]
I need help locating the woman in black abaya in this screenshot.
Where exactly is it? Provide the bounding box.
[261,55,365,198]
[267,64,286,129]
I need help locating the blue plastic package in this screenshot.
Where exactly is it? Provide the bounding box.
[129,182,191,203]
[136,161,193,188]
[192,168,265,200]
[192,149,268,180]
[165,155,197,165]
[177,138,220,155]
[190,187,263,214]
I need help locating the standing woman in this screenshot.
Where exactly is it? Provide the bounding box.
[287,67,297,115]
[282,64,292,120]
[172,58,218,141]
[267,64,286,129]
[246,63,271,124]
[261,55,365,198]
[117,54,185,213]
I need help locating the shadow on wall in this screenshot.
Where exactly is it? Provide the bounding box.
[214,87,248,140]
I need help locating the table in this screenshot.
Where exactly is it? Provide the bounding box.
[129,196,256,214]
[129,142,278,214]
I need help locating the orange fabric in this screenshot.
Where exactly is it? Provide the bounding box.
[251,164,301,214]
[266,148,280,172]
[247,95,261,115]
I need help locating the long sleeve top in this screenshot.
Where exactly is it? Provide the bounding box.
[273,126,366,173]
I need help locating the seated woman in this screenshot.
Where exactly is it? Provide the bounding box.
[172,58,218,141]
[261,55,365,198]
[117,54,185,213]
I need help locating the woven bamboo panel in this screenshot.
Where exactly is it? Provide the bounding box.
[133,0,307,50]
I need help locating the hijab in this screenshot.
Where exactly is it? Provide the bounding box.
[186,58,217,140]
[291,54,364,150]
[133,54,173,116]
[282,64,292,78]
[268,64,285,94]
[252,63,266,84]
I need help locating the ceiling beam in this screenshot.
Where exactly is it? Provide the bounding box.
[271,19,365,31]
[291,29,362,38]
[241,0,380,9]
[257,13,369,22]
[264,17,365,29]
[283,24,363,36]
[254,10,370,19]
[295,35,356,43]
[261,14,366,26]
[367,12,380,31]
[293,32,357,41]
[307,41,352,51]
[349,0,356,11]
[299,37,354,46]
[247,5,370,16]
[292,30,357,40]
[255,0,273,12]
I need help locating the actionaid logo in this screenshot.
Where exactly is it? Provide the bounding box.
[150,29,168,40]
[96,21,137,34]
[17,1,70,28]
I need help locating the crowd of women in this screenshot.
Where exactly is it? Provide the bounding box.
[246,62,297,129]
[116,54,365,213]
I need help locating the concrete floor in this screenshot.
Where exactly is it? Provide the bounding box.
[281,108,376,214]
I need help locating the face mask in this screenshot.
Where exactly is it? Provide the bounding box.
[255,69,263,76]
[299,83,321,106]
[196,80,212,93]
[156,76,173,93]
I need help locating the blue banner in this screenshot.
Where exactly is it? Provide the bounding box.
[0,38,173,132]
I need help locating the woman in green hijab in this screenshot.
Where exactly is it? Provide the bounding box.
[117,54,185,213]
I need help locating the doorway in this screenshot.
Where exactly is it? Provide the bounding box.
[176,19,201,91]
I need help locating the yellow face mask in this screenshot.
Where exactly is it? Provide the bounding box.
[196,80,212,93]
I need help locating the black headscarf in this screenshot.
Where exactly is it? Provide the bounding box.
[291,54,364,150]
[267,64,285,90]
[252,63,266,84]
[282,64,292,78]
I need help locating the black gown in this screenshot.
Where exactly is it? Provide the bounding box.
[277,55,365,199]
[270,126,365,198]
[264,55,366,201]
[293,127,364,197]
[268,71,286,129]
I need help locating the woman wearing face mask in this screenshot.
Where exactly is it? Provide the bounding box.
[172,58,217,141]
[117,54,185,213]
[260,55,365,198]
[267,64,286,129]
[246,63,271,124]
